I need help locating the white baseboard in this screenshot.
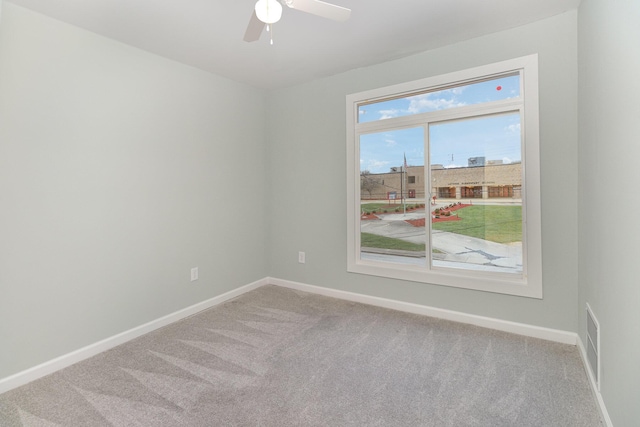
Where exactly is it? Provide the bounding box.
[577,337,613,427]
[0,278,268,394]
[0,275,583,397]
[270,278,617,420]
[268,277,578,345]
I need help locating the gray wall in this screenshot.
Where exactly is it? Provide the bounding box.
[0,3,268,379]
[3,2,639,423]
[578,0,640,425]
[266,12,579,331]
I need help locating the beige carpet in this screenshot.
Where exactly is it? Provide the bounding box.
[0,285,602,426]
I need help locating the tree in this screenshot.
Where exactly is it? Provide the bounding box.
[360,171,379,199]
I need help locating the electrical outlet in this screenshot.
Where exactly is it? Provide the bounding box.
[190,267,199,281]
[298,251,306,264]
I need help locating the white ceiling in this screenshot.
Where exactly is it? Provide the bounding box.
[6,0,581,90]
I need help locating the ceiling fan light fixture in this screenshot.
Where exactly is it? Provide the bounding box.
[255,0,283,24]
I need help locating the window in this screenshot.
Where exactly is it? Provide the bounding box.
[346,55,542,298]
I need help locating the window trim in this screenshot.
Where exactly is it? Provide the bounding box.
[346,55,542,299]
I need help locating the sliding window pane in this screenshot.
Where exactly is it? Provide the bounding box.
[359,127,426,266]
[429,113,523,274]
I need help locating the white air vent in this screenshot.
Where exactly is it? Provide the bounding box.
[586,304,600,390]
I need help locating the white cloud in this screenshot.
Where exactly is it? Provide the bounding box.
[385,139,397,147]
[406,93,466,114]
[503,157,512,164]
[366,159,391,172]
[374,88,468,119]
[378,109,401,120]
[505,123,521,134]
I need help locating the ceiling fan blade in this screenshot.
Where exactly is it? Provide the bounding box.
[244,10,266,42]
[286,0,351,22]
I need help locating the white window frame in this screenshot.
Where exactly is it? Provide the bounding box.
[346,55,542,298]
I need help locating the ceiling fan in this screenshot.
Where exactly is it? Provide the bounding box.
[244,0,351,43]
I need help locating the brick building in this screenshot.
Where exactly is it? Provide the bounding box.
[360,161,522,201]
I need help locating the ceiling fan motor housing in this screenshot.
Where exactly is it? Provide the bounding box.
[255,0,283,24]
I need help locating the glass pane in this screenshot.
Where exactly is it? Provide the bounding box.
[359,74,520,123]
[429,113,523,274]
[359,127,426,266]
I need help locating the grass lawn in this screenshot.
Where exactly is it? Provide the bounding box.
[361,232,425,252]
[432,205,522,244]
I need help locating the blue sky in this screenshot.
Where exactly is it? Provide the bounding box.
[359,75,522,173]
